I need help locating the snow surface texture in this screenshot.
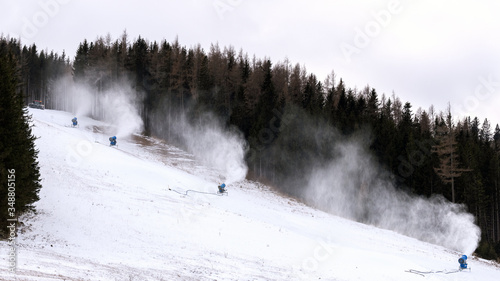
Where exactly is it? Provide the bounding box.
[302,139,481,255]
[0,109,498,280]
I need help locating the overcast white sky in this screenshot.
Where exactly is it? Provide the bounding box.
[2,0,500,128]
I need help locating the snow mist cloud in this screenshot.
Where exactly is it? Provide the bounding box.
[180,114,248,185]
[97,87,143,138]
[301,134,481,255]
[266,106,480,255]
[152,109,248,185]
[52,76,143,138]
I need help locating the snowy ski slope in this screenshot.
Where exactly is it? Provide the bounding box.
[1,108,499,280]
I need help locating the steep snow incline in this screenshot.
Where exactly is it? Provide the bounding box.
[1,109,499,280]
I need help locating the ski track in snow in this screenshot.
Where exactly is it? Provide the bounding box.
[0,108,499,281]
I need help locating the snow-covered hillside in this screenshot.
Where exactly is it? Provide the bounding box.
[1,109,499,280]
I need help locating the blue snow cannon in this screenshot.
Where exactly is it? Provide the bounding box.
[72,117,78,126]
[458,255,468,269]
[109,136,117,146]
[218,183,226,193]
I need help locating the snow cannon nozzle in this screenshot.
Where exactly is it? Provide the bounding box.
[458,255,467,269]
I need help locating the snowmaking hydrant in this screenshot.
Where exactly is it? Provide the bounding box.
[458,255,468,270]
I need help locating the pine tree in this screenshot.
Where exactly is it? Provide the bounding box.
[493,124,500,152]
[288,63,303,105]
[334,79,348,131]
[229,53,250,137]
[432,111,471,202]
[365,89,379,122]
[0,43,42,237]
[73,39,89,83]
[249,59,279,178]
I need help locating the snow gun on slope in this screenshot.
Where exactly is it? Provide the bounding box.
[218,183,228,195]
[109,136,117,146]
[71,117,78,127]
[458,255,468,270]
[406,254,471,276]
[169,183,228,196]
